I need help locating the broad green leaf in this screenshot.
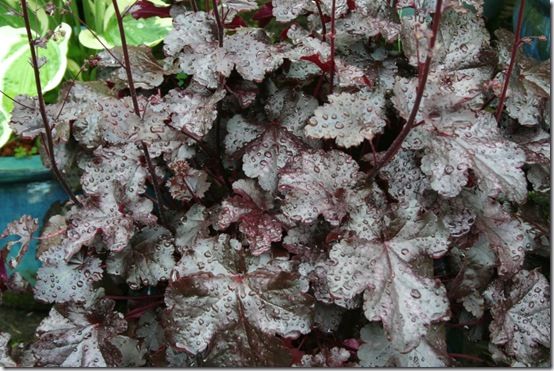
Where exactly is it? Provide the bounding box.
[0,0,50,34]
[0,23,71,147]
[78,0,171,50]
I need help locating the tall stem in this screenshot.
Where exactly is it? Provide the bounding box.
[112,0,166,225]
[212,0,224,47]
[20,0,81,207]
[314,0,327,42]
[368,0,443,178]
[495,0,526,122]
[329,0,336,92]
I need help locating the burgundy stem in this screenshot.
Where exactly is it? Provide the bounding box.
[314,0,327,42]
[106,294,164,300]
[329,0,336,92]
[20,0,81,207]
[368,0,443,178]
[448,353,485,364]
[495,0,526,122]
[112,0,167,226]
[212,0,224,46]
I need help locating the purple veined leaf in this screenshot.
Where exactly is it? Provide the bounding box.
[67,143,156,258]
[242,124,307,193]
[136,310,165,352]
[80,144,147,201]
[305,89,387,148]
[78,143,156,230]
[133,94,197,163]
[8,96,47,140]
[166,234,313,355]
[392,67,492,124]
[297,346,352,367]
[174,204,210,253]
[491,53,550,127]
[166,160,211,202]
[483,269,551,366]
[34,249,103,304]
[63,195,137,258]
[200,316,293,367]
[401,110,527,203]
[282,223,322,254]
[220,0,259,23]
[217,180,282,255]
[108,335,146,367]
[342,185,388,241]
[378,149,430,204]
[326,204,450,352]
[68,90,141,149]
[224,114,263,156]
[271,0,308,22]
[277,149,363,226]
[264,85,319,145]
[435,9,491,70]
[0,332,16,367]
[272,0,347,22]
[285,24,330,65]
[436,196,476,238]
[223,28,289,82]
[463,191,536,277]
[446,237,496,318]
[30,297,130,367]
[335,11,400,44]
[501,124,550,192]
[97,46,165,90]
[1,215,38,269]
[164,10,287,88]
[282,60,322,82]
[163,87,226,138]
[492,75,546,127]
[106,226,176,290]
[357,323,449,367]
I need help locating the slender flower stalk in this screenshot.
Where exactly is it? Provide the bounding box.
[112,0,167,225]
[212,0,224,47]
[314,0,327,42]
[368,0,443,178]
[329,0,336,92]
[495,0,526,122]
[20,0,81,207]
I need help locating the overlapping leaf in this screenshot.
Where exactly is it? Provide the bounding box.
[107,226,176,289]
[483,270,551,366]
[305,89,387,148]
[30,298,133,367]
[326,203,450,352]
[217,180,282,256]
[166,234,313,354]
[277,150,363,225]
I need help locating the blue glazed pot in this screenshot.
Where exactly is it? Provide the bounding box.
[0,155,67,284]
[514,0,551,61]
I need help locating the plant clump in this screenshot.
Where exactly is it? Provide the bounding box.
[0,0,550,367]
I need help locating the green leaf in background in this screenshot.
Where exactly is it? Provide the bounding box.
[0,0,51,34]
[0,23,71,148]
[78,0,171,50]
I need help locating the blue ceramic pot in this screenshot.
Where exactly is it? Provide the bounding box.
[514,0,551,61]
[0,155,67,284]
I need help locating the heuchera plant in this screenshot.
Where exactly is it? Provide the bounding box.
[0,0,551,367]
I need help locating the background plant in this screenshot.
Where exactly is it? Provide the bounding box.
[0,0,171,148]
[0,0,550,367]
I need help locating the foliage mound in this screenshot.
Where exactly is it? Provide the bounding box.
[0,0,550,367]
